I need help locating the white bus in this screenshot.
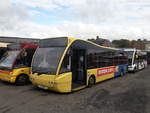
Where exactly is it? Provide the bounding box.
[124,49,147,72]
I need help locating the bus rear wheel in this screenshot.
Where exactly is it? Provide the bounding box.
[16,74,29,85]
[88,76,95,87]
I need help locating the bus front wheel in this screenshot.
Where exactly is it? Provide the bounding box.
[133,67,137,73]
[16,74,29,85]
[88,76,95,88]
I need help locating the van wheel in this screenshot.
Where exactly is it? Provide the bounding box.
[16,74,29,85]
[88,76,95,87]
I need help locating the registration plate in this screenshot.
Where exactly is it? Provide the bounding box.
[38,85,48,90]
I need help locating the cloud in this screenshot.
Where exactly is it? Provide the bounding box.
[0,0,29,31]
[0,0,150,40]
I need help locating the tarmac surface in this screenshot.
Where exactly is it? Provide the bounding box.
[0,66,150,113]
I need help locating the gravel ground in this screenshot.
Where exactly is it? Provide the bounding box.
[0,66,150,113]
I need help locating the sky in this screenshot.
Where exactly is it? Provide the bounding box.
[0,0,150,40]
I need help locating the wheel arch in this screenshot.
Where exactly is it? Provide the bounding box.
[88,74,96,84]
[15,73,29,83]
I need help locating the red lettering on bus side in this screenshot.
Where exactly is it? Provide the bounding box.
[97,66,116,76]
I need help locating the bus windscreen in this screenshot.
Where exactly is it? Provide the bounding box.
[32,47,65,75]
[127,51,134,64]
[0,50,19,70]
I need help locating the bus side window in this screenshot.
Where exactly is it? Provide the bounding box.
[15,51,27,68]
[87,51,99,69]
[15,48,35,68]
[24,48,36,66]
[108,52,114,66]
[134,53,138,63]
[60,53,70,74]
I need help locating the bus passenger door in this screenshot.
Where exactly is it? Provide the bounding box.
[71,49,87,89]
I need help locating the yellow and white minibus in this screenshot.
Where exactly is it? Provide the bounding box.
[0,43,38,85]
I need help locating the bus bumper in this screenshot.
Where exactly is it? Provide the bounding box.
[30,73,56,91]
[128,66,135,71]
[30,73,72,93]
[0,71,16,83]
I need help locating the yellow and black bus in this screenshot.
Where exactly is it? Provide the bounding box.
[30,37,128,93]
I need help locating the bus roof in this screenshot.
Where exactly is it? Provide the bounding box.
[123,48,146,52]
[39,37,68,47]
[40,37,117,51]
[21,43,38,49]
[122,48,136,51]
[7,43,38,50]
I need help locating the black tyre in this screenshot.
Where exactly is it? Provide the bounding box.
[88,76,95,87]
[133,69,136,73]
[16,74,29,85]
[133,67,137,73]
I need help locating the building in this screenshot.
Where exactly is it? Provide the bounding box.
[0,42,9,47]
[88,36,112,47]
[145,43,150,50]
[0,36,40,44]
